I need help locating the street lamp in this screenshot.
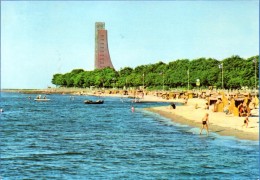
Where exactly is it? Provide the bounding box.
[163,72,165,91]
[222,64,224,89]
[219,63,224,89]
[253,58,257,94]
[187,69,190,90]
[143,73,145,90]
[112,78,115,89]
[160,71,165,91]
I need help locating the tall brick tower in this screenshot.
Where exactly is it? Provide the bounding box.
[95,22,114,69]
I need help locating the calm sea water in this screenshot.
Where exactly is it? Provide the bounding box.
[0,92,259,179]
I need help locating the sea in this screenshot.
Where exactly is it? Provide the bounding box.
[0,92,259,179]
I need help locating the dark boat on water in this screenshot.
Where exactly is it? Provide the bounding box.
[84,100,104,104]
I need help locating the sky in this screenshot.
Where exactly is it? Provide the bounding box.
[1,1,259,89]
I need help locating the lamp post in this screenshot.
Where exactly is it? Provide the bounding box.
[187,69,190,90]
[143,73,145,90]
[163,72,165,91]
[222,63,224,89]
[160,71,165,91]
[112,78,115,89]
[219,63,224,89]
[254,58,257,94]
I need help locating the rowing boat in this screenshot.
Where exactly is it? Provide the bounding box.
[84,100,104,104]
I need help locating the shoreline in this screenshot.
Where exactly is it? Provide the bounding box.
[2,88,259,141]
[145,107,259,141]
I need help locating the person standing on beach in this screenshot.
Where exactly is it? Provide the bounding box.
[184,97,188,105]
[200,113,209,135]
[170,103,176,109]
[204,102,209,110]
[242,116,249,128]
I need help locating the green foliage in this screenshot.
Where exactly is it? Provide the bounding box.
[51,55,259,89]
[51,74,64,87]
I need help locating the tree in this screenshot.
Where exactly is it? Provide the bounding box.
[52,74,65,87]
[51,55,259,90]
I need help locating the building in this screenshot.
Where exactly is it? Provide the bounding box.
[94,22,114,69]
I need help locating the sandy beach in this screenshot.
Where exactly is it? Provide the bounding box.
[82,91,259,141]
[141,96,259,141]
[85,90,258,141]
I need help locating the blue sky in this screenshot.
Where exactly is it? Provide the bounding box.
[1,1,259,89]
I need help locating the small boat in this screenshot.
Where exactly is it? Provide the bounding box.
[34,98,50,102]
[34,95,50,102]
[132,98,144,103]
[133,100,151,103]
[84,100,104,104]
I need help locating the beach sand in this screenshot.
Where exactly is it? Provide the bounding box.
[92,92,259,140]
[143,96,259,141]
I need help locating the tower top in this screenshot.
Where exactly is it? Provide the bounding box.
[95,22,105,29]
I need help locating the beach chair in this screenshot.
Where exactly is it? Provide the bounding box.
[233,107,239,117]
[216,102,224,112]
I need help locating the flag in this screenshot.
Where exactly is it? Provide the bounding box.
[218,63,223,69]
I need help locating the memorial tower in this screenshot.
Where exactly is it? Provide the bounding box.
[95,22,114,69]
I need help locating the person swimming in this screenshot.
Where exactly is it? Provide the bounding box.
[131,106,135,112]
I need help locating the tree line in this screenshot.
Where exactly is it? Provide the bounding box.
[52,55,259,90]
